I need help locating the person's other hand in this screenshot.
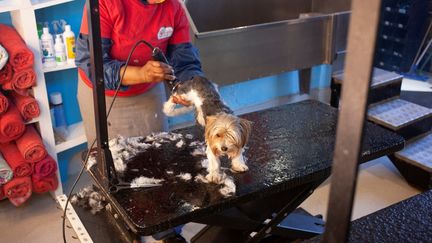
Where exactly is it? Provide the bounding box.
[172,95,191,106]
[140,61,175,83]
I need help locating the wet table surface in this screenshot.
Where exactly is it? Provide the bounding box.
[89,100,405,235]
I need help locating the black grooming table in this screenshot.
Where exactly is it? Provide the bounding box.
[84,100,404,240]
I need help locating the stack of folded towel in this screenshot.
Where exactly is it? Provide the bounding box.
[0,24,59,207]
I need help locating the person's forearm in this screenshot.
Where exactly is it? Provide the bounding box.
[119,65,146,85]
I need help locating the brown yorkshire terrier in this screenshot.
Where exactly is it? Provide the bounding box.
[163,76,252,183]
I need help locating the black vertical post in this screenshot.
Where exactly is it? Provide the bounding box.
[322,0,382,242]
[85,0,117,189]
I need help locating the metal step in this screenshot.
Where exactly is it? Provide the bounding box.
[333,68,403,87]
[331,68,403,107]
[391,133,432,189]
[368,99,432,139]
[396,133,432,170]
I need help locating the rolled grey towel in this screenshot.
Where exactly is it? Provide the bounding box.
[0,44,8,70]
[0,154,13,185]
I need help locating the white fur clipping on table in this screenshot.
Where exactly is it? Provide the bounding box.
[130,176,164,188]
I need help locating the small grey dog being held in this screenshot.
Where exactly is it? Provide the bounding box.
[163,76,252,184]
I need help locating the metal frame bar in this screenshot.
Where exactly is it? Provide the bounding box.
[246,181,321,243]
[322,0,383,242]
[86,0,117,189]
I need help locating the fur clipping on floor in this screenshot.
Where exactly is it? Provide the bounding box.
[70,185,107,215]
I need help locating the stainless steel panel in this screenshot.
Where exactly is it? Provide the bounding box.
[194,18,328,85]
[184,0,352,85]
[186,0,313,33]
[312,0,351,13]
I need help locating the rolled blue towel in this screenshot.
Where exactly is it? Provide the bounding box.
[0,44,8,70]
[0,153,13,185]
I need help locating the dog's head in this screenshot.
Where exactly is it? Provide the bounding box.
[205,113,252,158]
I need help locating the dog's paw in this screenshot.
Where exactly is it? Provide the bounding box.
[231,162,249,173]
[206,172,224,184]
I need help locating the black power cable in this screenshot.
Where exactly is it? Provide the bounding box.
[62,40,162,243]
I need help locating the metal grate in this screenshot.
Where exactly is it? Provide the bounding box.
[396,133,432,170]
[368,99,432,129]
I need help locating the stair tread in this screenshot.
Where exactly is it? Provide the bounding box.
[368,99,432,129]
[333,68,403,87]
[396,133,432,171]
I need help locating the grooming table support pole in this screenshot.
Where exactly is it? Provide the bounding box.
[86,0,117,189]
[322,0,382,242]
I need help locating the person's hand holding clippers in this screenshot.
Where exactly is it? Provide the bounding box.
[120,60,175,85]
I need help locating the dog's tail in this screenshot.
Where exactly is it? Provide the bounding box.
[163,98,194,116]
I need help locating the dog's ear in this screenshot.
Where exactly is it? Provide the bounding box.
[239,118,252,147]
[205,116,217,141]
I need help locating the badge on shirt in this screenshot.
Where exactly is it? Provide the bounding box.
[157,26,173,40]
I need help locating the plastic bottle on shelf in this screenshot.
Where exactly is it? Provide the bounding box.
[63,25,76,65]
[54,34,67,66]
[49,92,68,143]
[41,27,56,68]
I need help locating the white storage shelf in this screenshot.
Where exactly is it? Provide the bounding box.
[31,0,74,10]
[0,0,21,13]
[43,62,76,73]
[1,0,87,198]
[0,0,73,13]
[55,121,86,153]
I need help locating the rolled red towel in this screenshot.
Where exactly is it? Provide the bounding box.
[0,90,9,114]
[0,143,32,177]
[10,92,40,121]
[32,155,57,180]
[15,125,47,163]
[32,173,58,193]
[12,68,36,89]
[0,103,25,144]
[0,63,13,85]
[0,24,34,71]
[0,185,5,200]
[4,176,32,206]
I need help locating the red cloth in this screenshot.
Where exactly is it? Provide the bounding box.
[2,69,35,96]
[0,103,25,144]
[0,90,9,114]
[0,63,13,85]
[4,176,32,206]
[32,155,57,180]
[15,125,47,163]
[12,69,36,89]
[0,24,34,71]
[10,92,40,121]
[32,173,58,194]
[0,143,32,177]
[0,185,5,200]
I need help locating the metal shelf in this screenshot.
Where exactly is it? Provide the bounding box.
[0,0,21,13]
[43,63,76,73]
[32,0,74,10]
[55,121,87,153]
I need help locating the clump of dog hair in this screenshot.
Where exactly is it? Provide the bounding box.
[176,173,192,181]
[130,176,164,188]
[70,185,107,215]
